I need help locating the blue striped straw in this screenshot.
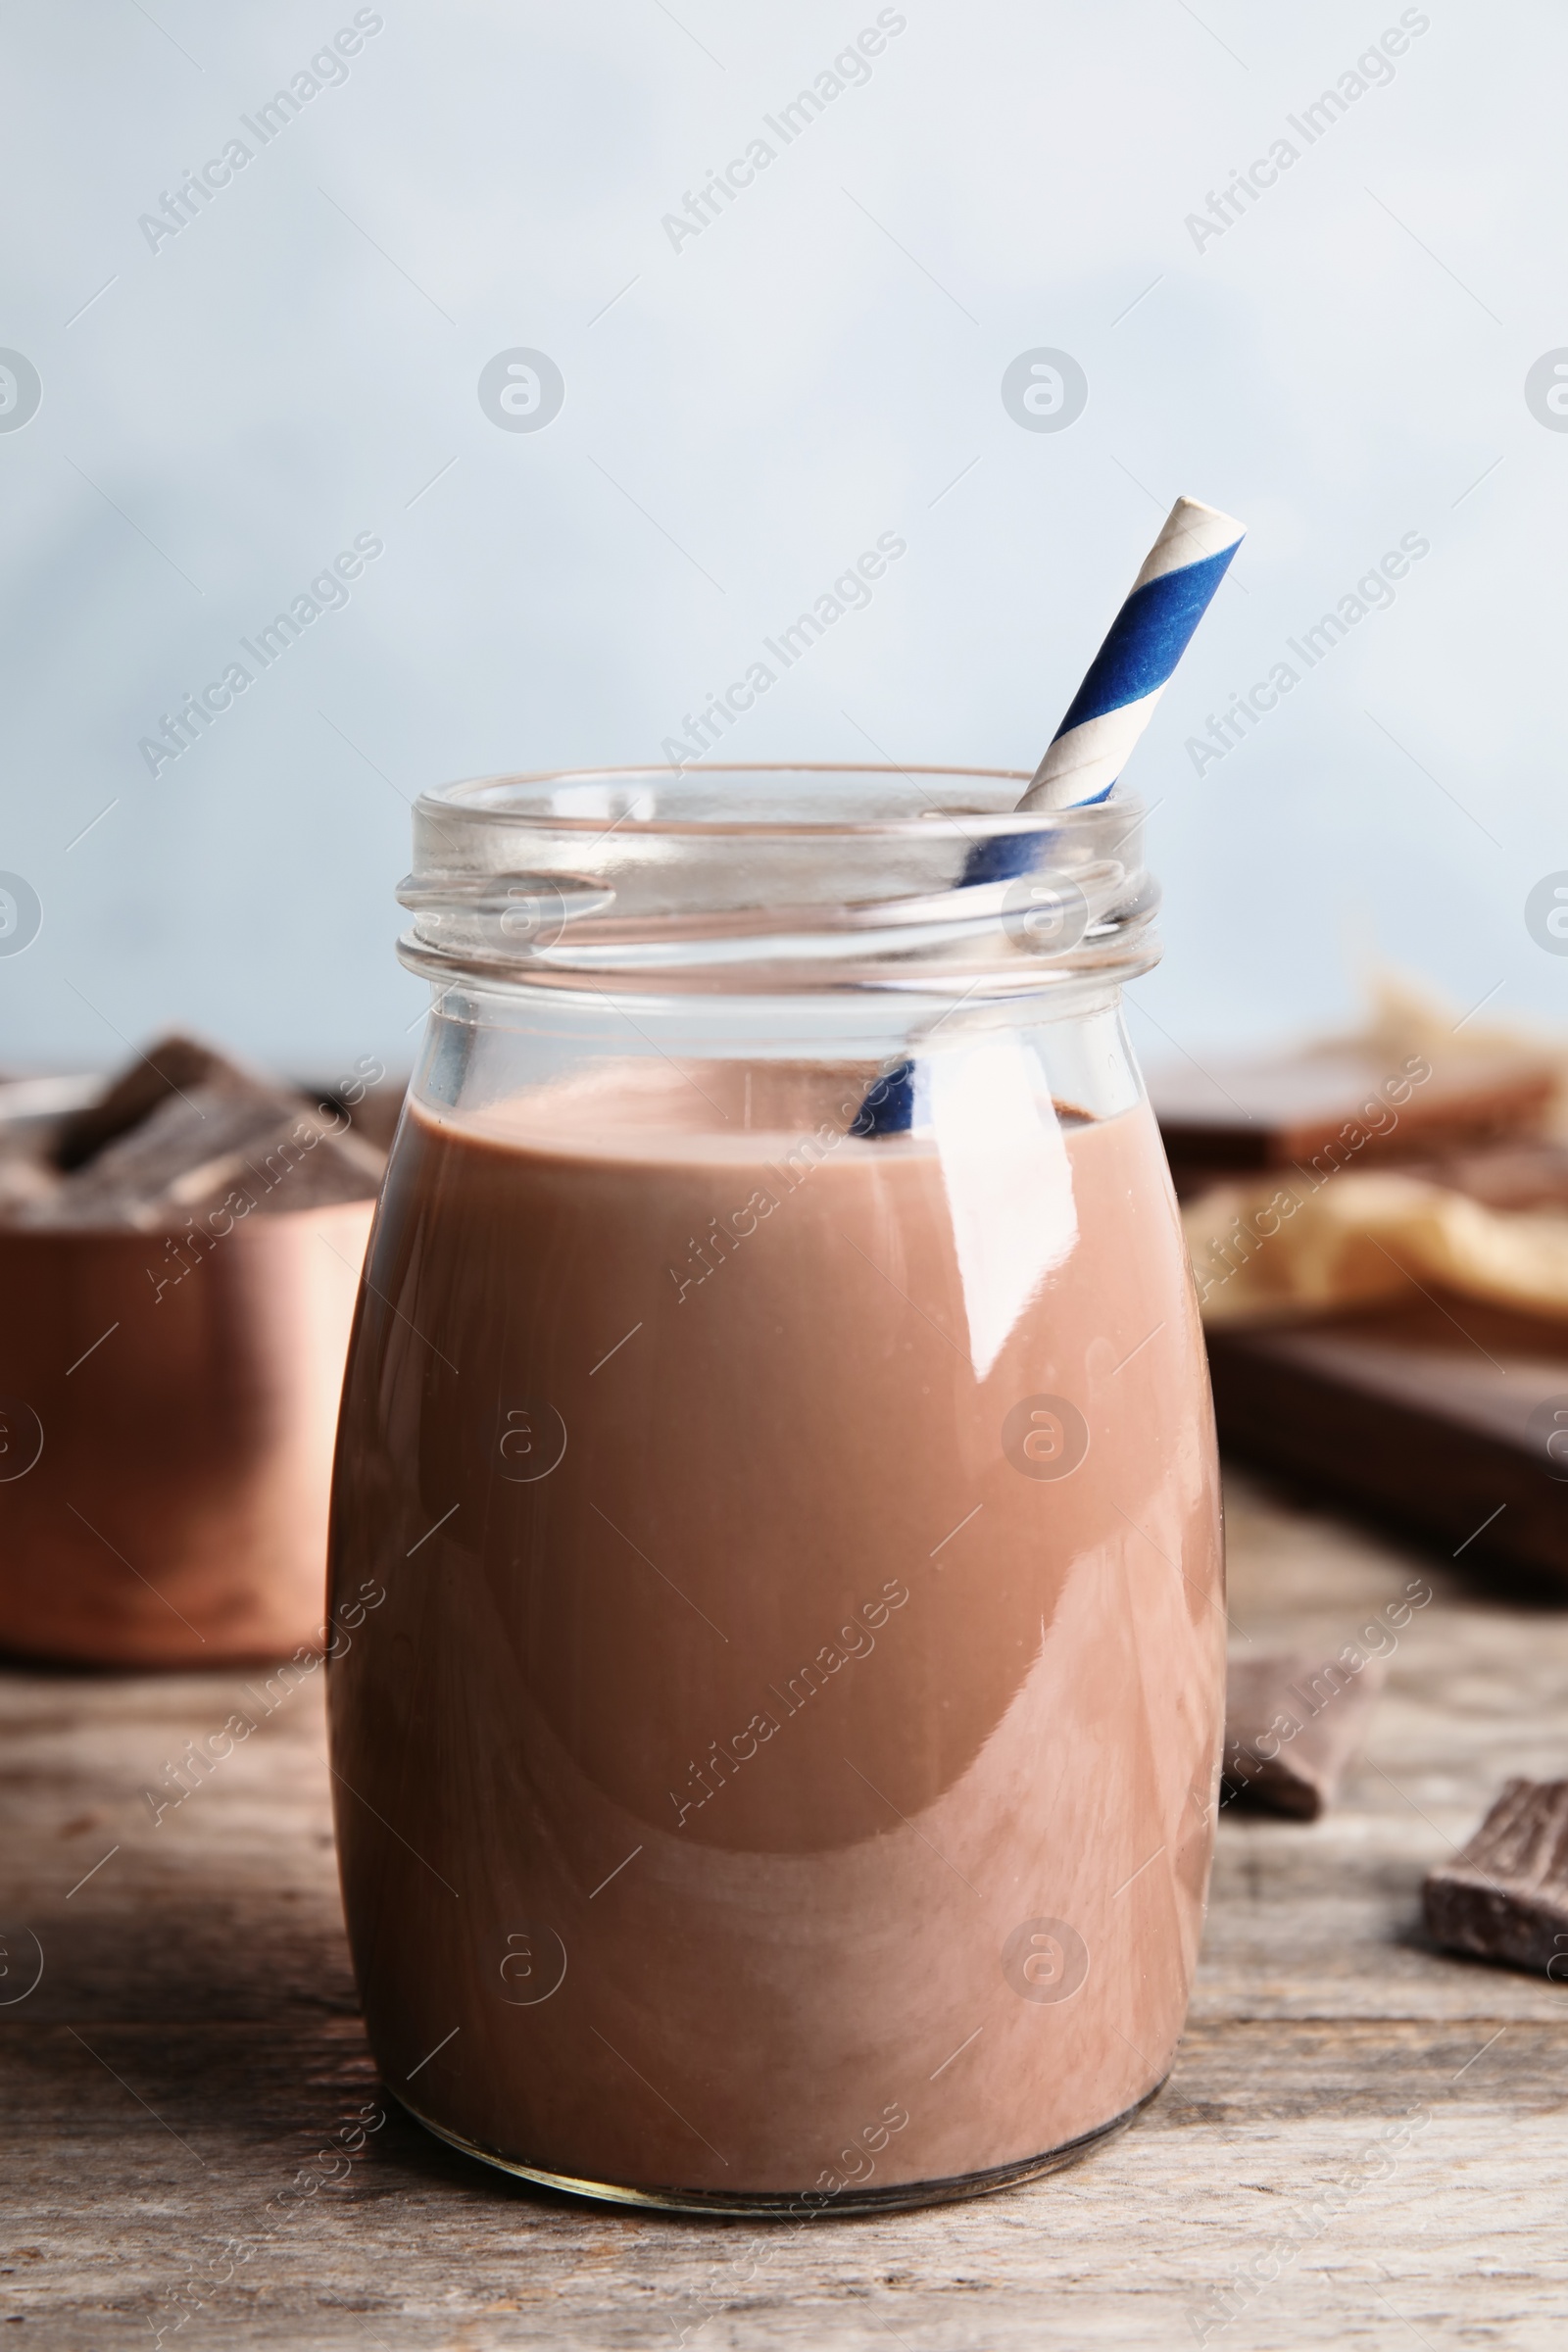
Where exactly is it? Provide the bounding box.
[857,494,1246,1135]
[959,494,1245,891]
[1017,493,1246,815]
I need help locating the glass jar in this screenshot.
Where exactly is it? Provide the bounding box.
[326,764,1223,2216]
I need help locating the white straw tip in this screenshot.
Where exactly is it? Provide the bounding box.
[1130,495,1246,592]
[1171,494,1245,555]
[1172,493,1245,534]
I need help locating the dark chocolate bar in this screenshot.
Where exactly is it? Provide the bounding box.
[1423,1779,1568,1974]
[1207,1297,1568,1585]
[1152,1043,1557,1199]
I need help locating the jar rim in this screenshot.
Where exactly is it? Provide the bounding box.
[400,764,1159,998]
[415,762,1083,840]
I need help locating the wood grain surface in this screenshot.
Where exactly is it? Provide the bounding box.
[4,1470,1567,2349]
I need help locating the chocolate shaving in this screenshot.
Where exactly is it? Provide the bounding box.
[1222,1649,1385,1821]
[1423,1779,1568,1976]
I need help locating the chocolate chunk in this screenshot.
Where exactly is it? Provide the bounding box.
[6,1034,388,1230]
[52,1034,265,1170]
[17,1084,383,1230]
[1423,1779,1568,1975]
[1396,1140,1568,1215]
[1222,1649,1386,1820]
[1152,1043,1557,1200]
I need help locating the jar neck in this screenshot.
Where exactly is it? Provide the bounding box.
[396,765,1160,1003]
[412,979,1147,1139]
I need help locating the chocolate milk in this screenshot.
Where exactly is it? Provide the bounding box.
[327,1054,1223,2204]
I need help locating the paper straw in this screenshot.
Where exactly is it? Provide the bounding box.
[1017,494,1245,812]
[956,494,1245,889]
[858,494,1245,1135]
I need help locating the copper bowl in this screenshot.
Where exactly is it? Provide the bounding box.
[0,1200,373,1666]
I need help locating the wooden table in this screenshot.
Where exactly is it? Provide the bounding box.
[5,1470,1567,2348]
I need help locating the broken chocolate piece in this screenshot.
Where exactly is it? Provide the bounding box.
[1396,1140,1568,1215]
[1222,1648,1386,1820]
[1152,1041,1557,1200]
[1423,1779,1568,1976]
[16,1085,384,1229]
[52,1034,263,1170]
[2,1034,390,1231]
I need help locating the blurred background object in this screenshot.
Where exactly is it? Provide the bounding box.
[2,5,1566,1078]
[1152,980,1568,1583]
[0,1038,391,1664]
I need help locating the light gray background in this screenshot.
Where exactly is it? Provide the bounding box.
[1,0,1562,1079]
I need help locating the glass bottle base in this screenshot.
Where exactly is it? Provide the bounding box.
[396,2078,1166,2218]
